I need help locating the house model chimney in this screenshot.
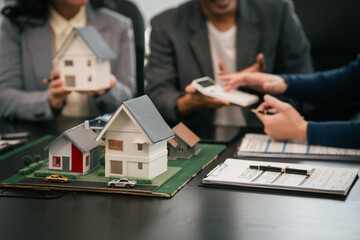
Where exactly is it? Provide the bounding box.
[84,120,90,130]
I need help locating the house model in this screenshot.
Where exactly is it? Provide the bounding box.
[168,122,201,160]
[45,121,103,175]
[53,26,116,91]
[95,95,175,179]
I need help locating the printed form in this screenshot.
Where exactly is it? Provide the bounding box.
[238,134,360,156]
[203,158,359,195]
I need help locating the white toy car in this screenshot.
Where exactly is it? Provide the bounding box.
[107,178,137,188]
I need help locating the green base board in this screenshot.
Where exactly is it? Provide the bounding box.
[155,143,226,196]
[0,139,226,197]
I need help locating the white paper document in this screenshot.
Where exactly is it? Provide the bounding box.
[202,158,359,195]
[237,134,360,160]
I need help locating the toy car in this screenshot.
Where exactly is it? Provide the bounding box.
[107,178,136,188]
[45,174,69,183]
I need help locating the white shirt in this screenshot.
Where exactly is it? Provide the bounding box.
[207,21,246,127]
[50,6,95,118]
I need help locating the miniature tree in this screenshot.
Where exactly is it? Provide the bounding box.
[33,154,42,163]
[99,156,105,166]
[22,155,32,167]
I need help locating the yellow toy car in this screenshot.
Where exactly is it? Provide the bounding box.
[45,174,69,183]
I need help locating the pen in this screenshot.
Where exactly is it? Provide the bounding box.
[247,165,311,176]
[251,109,276,115]
[42,76,59,84]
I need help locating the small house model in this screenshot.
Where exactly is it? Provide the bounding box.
[168,122,201,160]
[45,122,103,175]
[53,26,116,91]
[95,95,175,179]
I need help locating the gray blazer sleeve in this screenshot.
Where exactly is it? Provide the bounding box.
[146,18,184,124]
[92,9,136,114]
[0,19,53,121]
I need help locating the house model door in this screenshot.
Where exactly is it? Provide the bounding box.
[71,144,83,173]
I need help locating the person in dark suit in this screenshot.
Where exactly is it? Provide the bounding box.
[0,0,136,121]
[220,55,360,148]
[146,0,313,132]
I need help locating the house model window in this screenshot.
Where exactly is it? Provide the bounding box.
[109,139,123,150]
[87,59,91,67]
[179,147,185,152]
[53,156,61,167]
[65,75,76,87]
[137,143,143,151]
[86,155,90,166]
[111,160,123,174]
[88,76,92,82]
[65,60,73,66]
[138,162,143,170]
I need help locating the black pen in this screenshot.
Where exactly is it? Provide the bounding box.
[251,109,276,115]
[43,76,59,84]
[247,165,311,176]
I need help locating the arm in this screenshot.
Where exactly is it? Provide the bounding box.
[145,18,185,123]
[283,55,360,104]
[308,121,360,148]
[0,19,54,121]
[93,17,136,114]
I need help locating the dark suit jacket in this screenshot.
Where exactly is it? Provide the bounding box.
[0,4,136,121]
[283,54,360,148]
[146,0,313,127]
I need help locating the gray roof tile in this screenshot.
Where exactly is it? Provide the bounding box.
[123,95,174,143]
[45,123,103,153]
[75,26,116,59]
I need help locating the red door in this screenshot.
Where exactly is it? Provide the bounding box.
[71,144,83,173]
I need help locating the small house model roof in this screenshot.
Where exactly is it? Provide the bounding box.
[168,138,179,148]
[45,123,104,153]
[53,26,116,60]
[97,95,174,144]
[172,122,200,147]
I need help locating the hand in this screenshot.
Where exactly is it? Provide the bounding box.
[218,53,266,77]
[48,70,70,111]
[254,95,308,142]
[220,71,287,94]
[242,53,266,73]
[78,74,117,96]
[176,84,230,117]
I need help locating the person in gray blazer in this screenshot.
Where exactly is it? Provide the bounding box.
[146,0,313,132]
[0,0,136,121]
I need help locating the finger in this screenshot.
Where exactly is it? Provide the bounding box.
[109,74,117,87]
[218,59,229,75]
[256,53,266,72]
[50,87,67,95]
[50,70,60,79]
[48,78,63,89]
[203,96,230,106]
[185,84,197,93]
[263,94,287,111]
[218,75,231,82]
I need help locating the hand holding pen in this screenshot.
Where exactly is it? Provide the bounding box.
[253,95,308,142]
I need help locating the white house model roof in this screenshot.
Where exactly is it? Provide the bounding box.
[45,123,104,153]
[53,26,116,61]
[96,95,175,144]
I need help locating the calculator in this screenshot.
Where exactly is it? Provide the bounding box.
[191,77,259,107]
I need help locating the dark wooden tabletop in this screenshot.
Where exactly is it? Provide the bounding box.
[1,118,359,240]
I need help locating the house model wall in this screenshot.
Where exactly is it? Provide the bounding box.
[53,26,116,91]
[168,122,201,160]
[45,122,103,175]
[96,95,174,179]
